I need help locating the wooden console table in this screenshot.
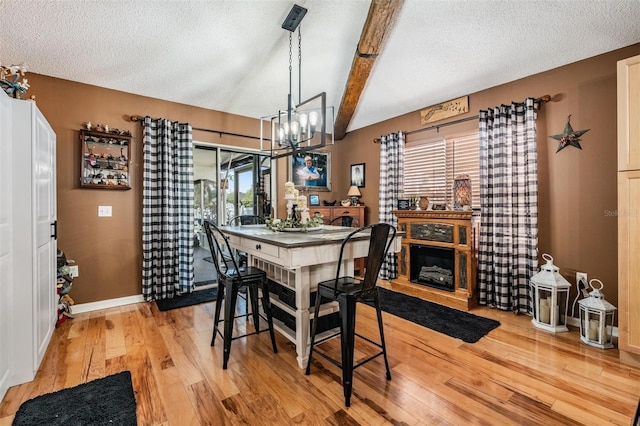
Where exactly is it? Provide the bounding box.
[309,205,366,273]
[308,205,365,226]
[391,210,477,311]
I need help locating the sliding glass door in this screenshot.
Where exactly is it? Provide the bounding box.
[193,144,271,285]
[218,149,271,223]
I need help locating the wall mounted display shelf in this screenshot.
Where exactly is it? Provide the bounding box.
[80,129,132,190]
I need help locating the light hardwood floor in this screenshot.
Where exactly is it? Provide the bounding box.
[1,287,639,425]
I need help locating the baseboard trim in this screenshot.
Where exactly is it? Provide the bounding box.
[72,295,145,314]
[70,296,620,338]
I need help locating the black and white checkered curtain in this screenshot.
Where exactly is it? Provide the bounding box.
[142,117,194,301]
[378,132,405,279]
[478,98,539,313]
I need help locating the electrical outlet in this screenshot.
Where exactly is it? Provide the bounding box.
[69,265,79,278]
[576,272,587,284]
[576,272,588,296]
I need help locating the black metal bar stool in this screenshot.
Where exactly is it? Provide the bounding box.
[227,215,266,315]
[305,223,396,406]
[203,220,277,369]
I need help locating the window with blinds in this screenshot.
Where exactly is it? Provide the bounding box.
[404,132,480,208]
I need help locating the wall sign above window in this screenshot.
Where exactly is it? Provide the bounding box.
[420,96,469,125]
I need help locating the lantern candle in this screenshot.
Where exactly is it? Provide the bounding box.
[539,298,550,324]
[588,319,599,341]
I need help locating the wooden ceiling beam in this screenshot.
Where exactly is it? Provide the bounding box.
[333,0,404,141]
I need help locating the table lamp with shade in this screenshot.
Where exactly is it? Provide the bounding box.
[347,186,361,206]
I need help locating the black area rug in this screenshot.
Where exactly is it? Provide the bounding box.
[155,287,218,311]
[12,371,136,426]
[367,288,500,343]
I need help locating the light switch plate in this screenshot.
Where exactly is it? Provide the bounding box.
[98,206,112,217]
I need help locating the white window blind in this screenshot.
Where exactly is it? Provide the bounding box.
[404,132,480,208]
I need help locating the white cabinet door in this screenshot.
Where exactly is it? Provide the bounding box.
[0,92,14,401]
[9,99,57,386]
[33,109,57,368]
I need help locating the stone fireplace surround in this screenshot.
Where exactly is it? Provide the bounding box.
[391,210,477,311]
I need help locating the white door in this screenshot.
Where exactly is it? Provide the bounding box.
[33,108,57,368]
[8,99,57,386]
[0,92,13,401]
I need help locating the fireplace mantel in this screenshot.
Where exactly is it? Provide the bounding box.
[391,210,477,311]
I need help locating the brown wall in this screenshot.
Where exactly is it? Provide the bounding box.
[27,75,262,304]
[335,43,640,311]
[27,43,639,310]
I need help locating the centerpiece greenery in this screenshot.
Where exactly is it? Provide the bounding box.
[265,213,324,232]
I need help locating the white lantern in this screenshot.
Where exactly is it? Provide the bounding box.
[530,254,571,332]
[578,279,616,349]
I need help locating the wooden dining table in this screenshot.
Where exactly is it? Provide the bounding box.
[218,224,402,368]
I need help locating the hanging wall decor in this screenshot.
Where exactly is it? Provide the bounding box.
[549,114,590,153]
[420,95,469,125]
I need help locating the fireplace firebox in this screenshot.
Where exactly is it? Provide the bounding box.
[410,244,455,291]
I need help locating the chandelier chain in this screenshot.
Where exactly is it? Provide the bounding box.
[298,27,302,105]
[288,32,293,101]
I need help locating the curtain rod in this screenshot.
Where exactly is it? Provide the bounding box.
[373,94,551,142]
[129,115,266,141]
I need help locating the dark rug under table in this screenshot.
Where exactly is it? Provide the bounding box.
[367,287,500,343]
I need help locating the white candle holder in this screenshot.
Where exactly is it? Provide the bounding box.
[285,196,295,219]
[284,181,296,219]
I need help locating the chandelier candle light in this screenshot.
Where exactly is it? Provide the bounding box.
[530,254,571,333]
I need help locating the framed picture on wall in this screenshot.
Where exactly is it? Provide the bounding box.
[290,151,331,191]
[308,194,320,206]
[350,163,365,187]
[397,199,410,210]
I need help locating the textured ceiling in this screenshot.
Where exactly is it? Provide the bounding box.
[1,0,639,134]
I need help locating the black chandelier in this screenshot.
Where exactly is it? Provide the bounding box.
[260,4,334,159]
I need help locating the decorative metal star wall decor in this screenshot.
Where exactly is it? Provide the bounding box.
[549,114,590,153]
